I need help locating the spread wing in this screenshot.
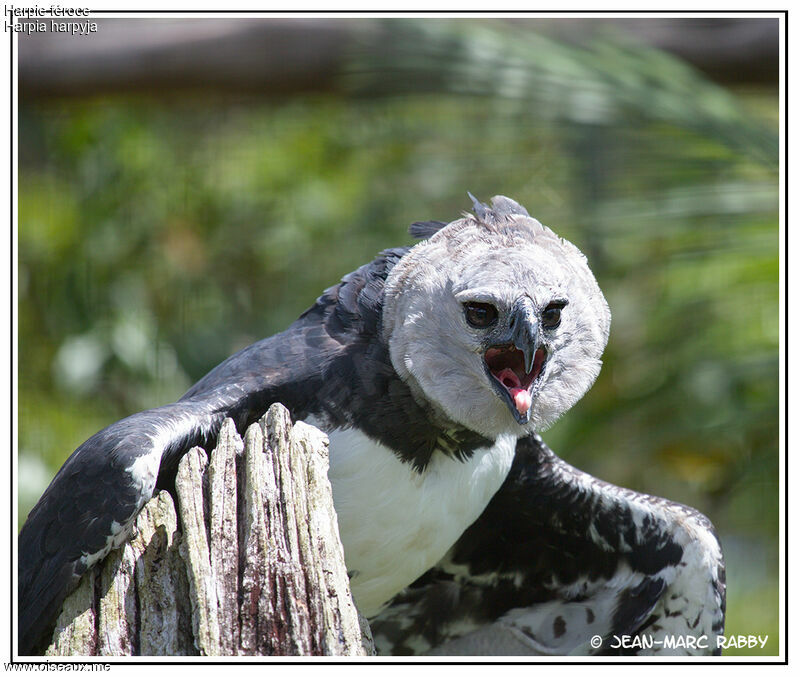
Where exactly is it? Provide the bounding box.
[18,246,410,655]
[370,435,726,657]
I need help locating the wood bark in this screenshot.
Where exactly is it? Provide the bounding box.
[44,404,374,657]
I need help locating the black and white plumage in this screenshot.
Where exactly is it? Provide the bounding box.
[18,196,725,656]
[369,434,726,655]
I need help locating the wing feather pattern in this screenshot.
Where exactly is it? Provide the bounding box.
[370,435,726,656]
[18,246,411,654]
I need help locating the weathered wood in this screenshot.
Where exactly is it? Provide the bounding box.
[44,406,374,656]
[176,446,220,655]
[293,419,375,655]
[45,570,97,657]
[96,534,138,655]
[237,422,270,655]
[133,491,193,655]
[260,407,315,655]
[207,418,241,655]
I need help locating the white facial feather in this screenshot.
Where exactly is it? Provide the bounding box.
[382,196,610,439]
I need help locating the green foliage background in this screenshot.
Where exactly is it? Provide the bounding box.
[18,19,779,656]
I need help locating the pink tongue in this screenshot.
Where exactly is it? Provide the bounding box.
[495,368,531,415]
[511,388,532,415]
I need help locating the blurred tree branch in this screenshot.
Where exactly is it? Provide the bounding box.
[19,17,777,101]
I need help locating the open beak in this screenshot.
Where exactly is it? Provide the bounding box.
[483,299,546,424]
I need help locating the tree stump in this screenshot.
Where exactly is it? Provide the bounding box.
[44,404,374,656]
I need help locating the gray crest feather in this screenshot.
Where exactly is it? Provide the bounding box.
[467,191,491,221]
[489,195,530,219]
[468,193,531,224]
[409,220,447,240]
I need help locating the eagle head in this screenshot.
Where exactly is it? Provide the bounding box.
[382,195,611,440]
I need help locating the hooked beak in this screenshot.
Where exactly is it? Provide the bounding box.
[483,298,547,425]
[510,298,539,375]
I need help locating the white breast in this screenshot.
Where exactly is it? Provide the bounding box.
[319,424,517,617]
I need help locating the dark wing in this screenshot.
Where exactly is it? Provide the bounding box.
[370,435,726,657]
[18,246,411,655]
[18,400,214,655]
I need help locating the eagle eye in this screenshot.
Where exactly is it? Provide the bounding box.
[464,302,498,328]
[542,301,567,329]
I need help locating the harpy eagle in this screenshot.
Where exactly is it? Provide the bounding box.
[18,195,725,656]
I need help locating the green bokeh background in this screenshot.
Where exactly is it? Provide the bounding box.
[17,18,780,656]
